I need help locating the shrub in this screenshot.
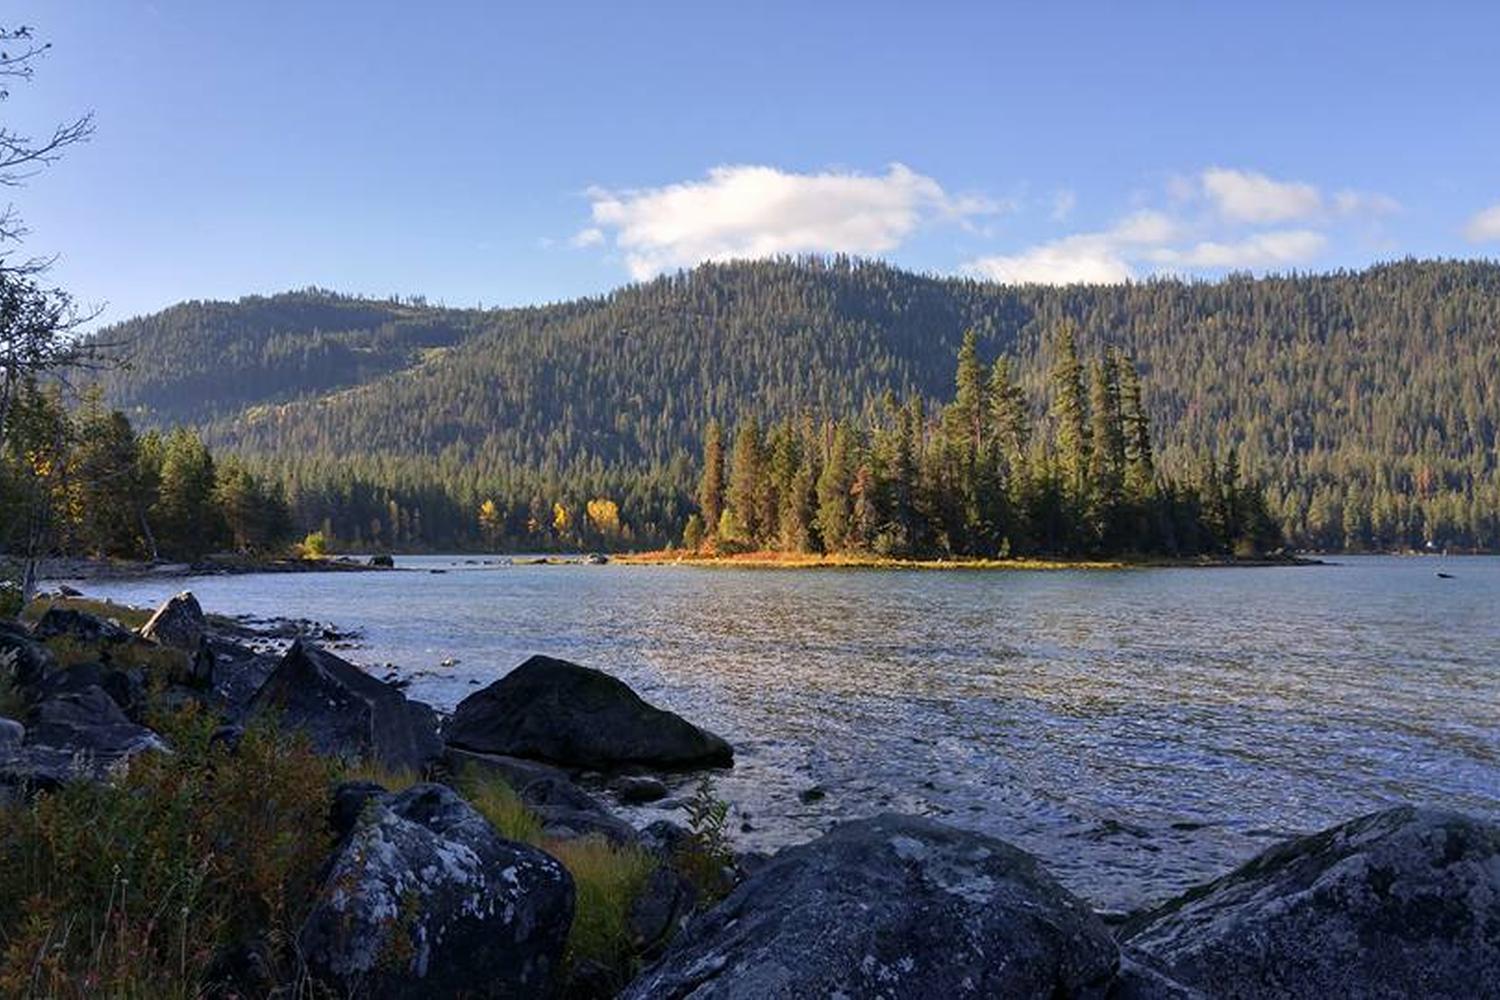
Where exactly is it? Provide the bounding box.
[0,708,335,996]
[675,775,734,903]
[298,531,329,559]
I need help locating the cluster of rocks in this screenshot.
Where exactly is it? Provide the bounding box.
[3,592,1498,998]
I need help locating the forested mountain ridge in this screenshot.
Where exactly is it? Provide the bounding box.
[93,289,487,423]
[87,258,1500,551]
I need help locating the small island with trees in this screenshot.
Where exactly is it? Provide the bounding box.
[639,327,1283,568]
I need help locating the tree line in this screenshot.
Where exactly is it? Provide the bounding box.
[88,257,1500,553]
[2,383,295,564]
[685,329,1280,559]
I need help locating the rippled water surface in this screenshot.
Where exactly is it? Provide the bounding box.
[75,555,1500,912]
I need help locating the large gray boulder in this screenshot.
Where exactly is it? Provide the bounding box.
[1120,806,1500,999]
[32,607,133,645]
[621,813,1118,999]
[299,782,574,998]
[0,685,169,793]
[26,685,167,760]
[139,590,206,650]
[248,641,442,772]
[205,637,279,710]
[444,654,733,770]
[0,620,54,688]
[29,662,147,721]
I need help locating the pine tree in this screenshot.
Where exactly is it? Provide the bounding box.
[154,428,222,558]
[988,355,1029,480]
[1116,352,1155,500]
[950,329,987,454]
[1088,357,1126,546]
[779,461,814,552]
[70,391,148,557]
[698,419,725,540]
[727,419,764,544]
[816,422,856,553]
[1049,324,1092,547]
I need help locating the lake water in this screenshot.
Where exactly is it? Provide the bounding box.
[70,555,1500,913]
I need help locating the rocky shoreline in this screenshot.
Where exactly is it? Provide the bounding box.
[1,592,1495,997]
[28,553,398,582]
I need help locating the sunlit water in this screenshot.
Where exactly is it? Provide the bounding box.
[72,555,1500,913]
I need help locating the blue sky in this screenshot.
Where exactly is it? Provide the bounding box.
[6,1,1500,324]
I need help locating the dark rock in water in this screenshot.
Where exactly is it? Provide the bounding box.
[585,552,609,565]
[620,813,1117,1000]
[0,621,54,688]
[248,641,442,772]
[1120,806,1500,1000]
[299,783,574,999]
[444,654,733,770]
[520,774,640,844]
[56,584,83,597]
[139,591,206,650]
[368,553,395,568]
[617,775,669,804]
[329,780,389,839]
[32,608,133,645]
[798,784,827,804]
[444,746,570,790]
[26,685,168,761]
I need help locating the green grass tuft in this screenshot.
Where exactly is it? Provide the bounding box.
[454,768,545,845]
[545,835,658,973]
[336,757,422,792]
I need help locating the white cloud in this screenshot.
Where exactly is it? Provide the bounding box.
[1147,229,1327,269]
[1464,202,1500,243]
[965,210,1182,286]
[571,227,604,248]
[1201,168,1323,223]
[1109,209,1182,245]
[967,238,1134,285]
[581,163,1000,278]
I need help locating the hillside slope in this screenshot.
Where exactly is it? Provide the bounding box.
[90,258,1500,550]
